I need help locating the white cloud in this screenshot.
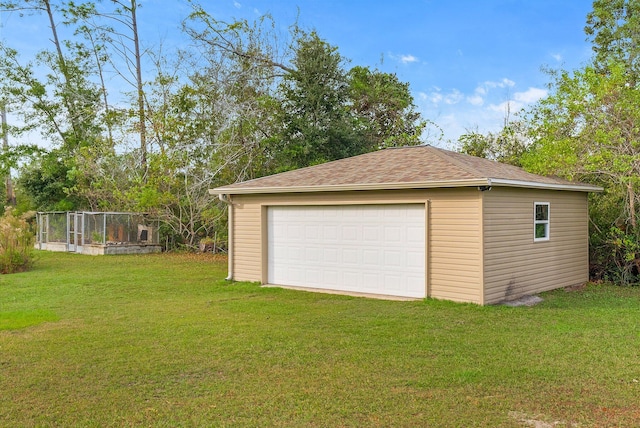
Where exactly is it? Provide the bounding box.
[467,84,490,106]
[421,88,464,106]
[415,80,549,145]
[233,1,241,8]
[484,78,515,89]
[414,79,548,144]
[514,87,547,103]
[444,89,463,105]
[466,78,515,107]
[487,89,545,114]
[467,94,484,106]
[488,100,519,113]
[551,53,563,62]
[400,54,418,64]
[389,52,419,64]
[419,91,443,104]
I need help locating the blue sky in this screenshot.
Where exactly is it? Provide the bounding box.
[0,0,595,147]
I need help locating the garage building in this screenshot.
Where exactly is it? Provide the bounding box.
[211,145,601,304]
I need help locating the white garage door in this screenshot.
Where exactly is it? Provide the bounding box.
[267,204,425,298]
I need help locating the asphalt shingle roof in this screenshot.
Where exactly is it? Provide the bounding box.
[212,145,600,194]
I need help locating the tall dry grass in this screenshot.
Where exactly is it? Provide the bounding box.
[0,207,35,274]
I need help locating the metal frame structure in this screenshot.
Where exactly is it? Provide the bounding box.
[36,211,162,255]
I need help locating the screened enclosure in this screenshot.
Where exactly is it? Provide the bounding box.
[36,212,162,255]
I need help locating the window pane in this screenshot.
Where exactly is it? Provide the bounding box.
[535,223,547,239]
[535,204,548,221]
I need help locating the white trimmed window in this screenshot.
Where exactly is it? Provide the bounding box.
[534,202,550,241]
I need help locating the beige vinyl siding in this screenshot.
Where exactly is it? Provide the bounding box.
[230,189,483,303]
[483,188,589,304]
[428,190,483,304]
[231,198,262,282]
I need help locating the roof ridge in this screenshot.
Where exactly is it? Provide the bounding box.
[425,146,488,178]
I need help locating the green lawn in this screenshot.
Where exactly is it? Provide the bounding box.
[1,251,639,427]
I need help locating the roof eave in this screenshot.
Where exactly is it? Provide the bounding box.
[490,178,603,192]
[210,179,491,195]
[210,177,603,195]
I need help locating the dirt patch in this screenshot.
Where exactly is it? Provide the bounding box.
[501,295,544,307]
[508,411,577,427]
[564,282,587,292]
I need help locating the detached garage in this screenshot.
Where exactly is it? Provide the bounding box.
[211,145,601,305]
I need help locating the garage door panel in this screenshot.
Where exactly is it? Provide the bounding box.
[362,226,380,242]
[305,224,319,239]
[268,204,426,298]
[383,249,402,267]
[406,275,425,294]
[343,248,359,265]
[362,248,381,266]
[341,225,359,241]
[323,270,339,286]
[324,248,338,263]
[305,247,320,262]
[384,226,402,242]
[305,268,321,283]
[406,250,424,268]
[407,226,424,242]
[323,225,338,240]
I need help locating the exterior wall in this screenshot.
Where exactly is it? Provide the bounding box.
[231,200,263,281]
[428,190,484,304]
[229,188,484,303]
[36,242,161,255]
[482,187,589,304]
[81,244,162,255]
[37,242,68,252]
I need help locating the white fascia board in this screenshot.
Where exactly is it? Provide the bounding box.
[209,177,603,195]
[210,179,492,195]
[489,178,603,192]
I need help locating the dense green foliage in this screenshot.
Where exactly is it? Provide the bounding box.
[458,120,528,167]
[458,0,640,283]
[523,63,640,282]
[0,2,426,249]
[3,0,640,281]
[585,0,640,77]
[1,252,640,426]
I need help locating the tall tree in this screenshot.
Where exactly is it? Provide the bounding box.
[276,31,361,169]
[524,62,640,282]
[458,120,529,167]
[63,0,148,174]
[1,104,15,205]
[586,0,640,79]
[348,66,425,150]
[0,1,107,210]
[522,0,640,282]
[0,0,103,150]
[184,8,427,171]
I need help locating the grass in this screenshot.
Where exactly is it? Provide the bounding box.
[1,251,639,427]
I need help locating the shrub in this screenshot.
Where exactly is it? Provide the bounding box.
[0,207,35,274]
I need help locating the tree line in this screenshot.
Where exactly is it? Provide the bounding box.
[2,0,640,284]
[459,0,640,284]
[0,0,425,249]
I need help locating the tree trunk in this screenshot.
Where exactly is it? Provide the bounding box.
[130,0,147,176]
[44,0,80,143]
[629,181,636,229]
[1,106,15,206]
